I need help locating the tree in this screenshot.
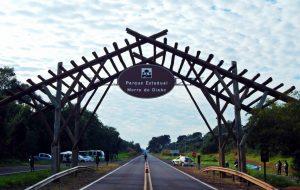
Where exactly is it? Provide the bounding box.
[147,135,170,153]
[0,67,19,95]
[247,98,300,155]
[0,66,141,160]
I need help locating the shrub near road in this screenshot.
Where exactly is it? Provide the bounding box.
[0,169,51,189]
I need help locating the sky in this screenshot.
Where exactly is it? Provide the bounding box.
[0,0,299,148]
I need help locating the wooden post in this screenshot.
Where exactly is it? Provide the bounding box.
[72,85,81,167]
[216,85,225,168]
[232,61,246,172]
[51,62,62,174]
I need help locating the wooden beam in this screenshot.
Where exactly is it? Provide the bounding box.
[0,30,168,107]
[178,46,189,74]
[185,51,200,78]
[103,47,120,73]
[161,38,167,66]
[92,52,111,76]
[193,54,214,82]
[170,42,178,70]
[124,39,136,65]
[74,80,113,147]
[126,28,296,103]
[203,60,224,85]
[211,68,247,91]
[113,42,127,69]
[81,56,103,81]
[182,80,218,143]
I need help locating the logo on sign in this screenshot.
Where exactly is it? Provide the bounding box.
[118,64,175,99]
[141,68,152,79]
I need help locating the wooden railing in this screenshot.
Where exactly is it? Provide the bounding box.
[202,166,277,190]
[25,166,94,190]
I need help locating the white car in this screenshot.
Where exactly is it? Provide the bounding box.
[82,155,94,162]
[78,155,89,162]
[172,156,195,166]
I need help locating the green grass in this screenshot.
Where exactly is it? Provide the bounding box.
[117,151,138,161]
[0,159,27,167]
[248,170,299,187]
[35,160,51,165]
[0,169,51,189]
[157,151,300,188]
[0,159,51,167]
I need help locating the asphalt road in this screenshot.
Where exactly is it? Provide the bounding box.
[82,155,216,190]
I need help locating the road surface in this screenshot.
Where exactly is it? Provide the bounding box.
[82,154,216,190]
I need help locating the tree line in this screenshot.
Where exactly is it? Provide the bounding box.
[147,93,300,173]
[0,67,141,160]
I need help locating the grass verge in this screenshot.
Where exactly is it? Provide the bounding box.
[156,152,300,188]
[0,169,51,189]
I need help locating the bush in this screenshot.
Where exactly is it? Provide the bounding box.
[161,149,171,156]
[249,170,298,187]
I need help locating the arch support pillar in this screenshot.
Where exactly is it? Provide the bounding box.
[72,85,81,167]
[216,86,225,168]
[49,62,63,174]
[232,61,247,173]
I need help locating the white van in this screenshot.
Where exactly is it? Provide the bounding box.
[88,150,105,160]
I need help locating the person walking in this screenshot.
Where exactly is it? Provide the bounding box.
[144,153,147,161]
[29,155,34,171]
[66,155,71,167]
[277,160,282,175]
[95,154,100,168]
[284,160,289,176]
[234,159,238,169]
[225,161,229,168]
[104,151,109,166]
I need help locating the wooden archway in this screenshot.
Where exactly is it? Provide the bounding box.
[0,28,296,173]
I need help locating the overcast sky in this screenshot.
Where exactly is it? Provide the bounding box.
[0,0,299,148]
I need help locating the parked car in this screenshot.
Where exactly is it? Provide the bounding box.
[78,155,89,162]
[88,150,105,160]
[60,151,72,163]
[60,151,93,163]
[172,156,194,166]
[81,155,94,162]
[34,153,52,161]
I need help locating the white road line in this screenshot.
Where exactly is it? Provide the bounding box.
[153,156,217,190]
[80,156,141,190]
[144,162,147,190]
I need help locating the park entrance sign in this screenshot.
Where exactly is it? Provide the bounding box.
[118,64,175,98]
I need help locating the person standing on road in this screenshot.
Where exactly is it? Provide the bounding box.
[95,154,100,168]
[29,155,34,171]
[144,152,147,161]
[284,160,289,176]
